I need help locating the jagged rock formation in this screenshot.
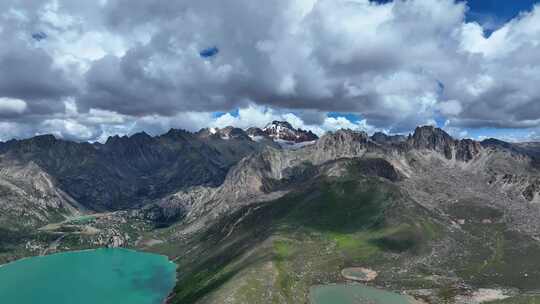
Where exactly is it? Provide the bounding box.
[409,125,456,158]
[407,126,482,161]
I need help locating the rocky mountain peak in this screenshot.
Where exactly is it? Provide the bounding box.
[104,132,154,148]
[262,120,318,143]
[24,134,58,148]
[408,126,455,159]
[160,128,195,142]
[1,134,63,155]
[410,125,453,145]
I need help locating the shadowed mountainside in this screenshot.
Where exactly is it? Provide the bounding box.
[0,128,266,212]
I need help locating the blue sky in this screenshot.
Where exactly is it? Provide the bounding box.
[465,0,538,33]
[465,0,538,22]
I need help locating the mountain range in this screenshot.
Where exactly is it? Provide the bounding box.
[2,121,540,303]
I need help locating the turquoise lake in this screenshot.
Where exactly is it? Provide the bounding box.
[310,284,413,304]
[0,248,176,304]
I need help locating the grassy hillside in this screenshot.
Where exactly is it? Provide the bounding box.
[155,167,445,304]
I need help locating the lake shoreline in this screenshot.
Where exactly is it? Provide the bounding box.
[0,245,177,267]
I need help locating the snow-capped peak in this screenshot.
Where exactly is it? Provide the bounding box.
[261,121,318,143]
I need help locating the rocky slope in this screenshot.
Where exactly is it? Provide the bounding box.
[0,159,82,228]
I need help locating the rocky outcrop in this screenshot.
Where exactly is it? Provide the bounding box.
[524,180,540,201]
[0,160,82,228]
[456,139,482,162]
[407,126,482,161]
[491,173,540,202]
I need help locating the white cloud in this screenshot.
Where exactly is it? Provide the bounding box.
[437,100,462,116]
[212,105,278,129]
[0,121,31,141]
[0,97,27,114]
[321,116,376,134]
[41,118,98,141]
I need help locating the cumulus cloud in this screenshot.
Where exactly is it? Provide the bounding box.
[437,100,463,117]
[0,98,28,115]
[1,0,540,141]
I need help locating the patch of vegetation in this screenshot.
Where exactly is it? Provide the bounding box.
[67,215,95,225]
[0,228,57,264]
[274,239,294,261]
[173,265,240,303]
[282,177,396,231]
[273,240,295,301]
